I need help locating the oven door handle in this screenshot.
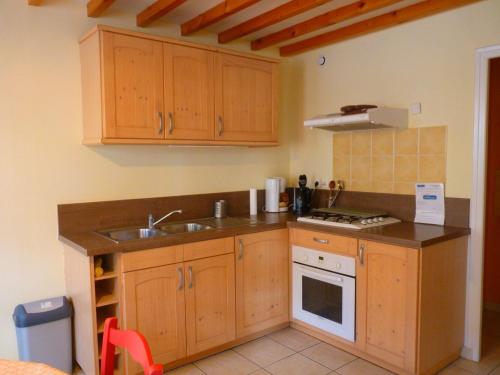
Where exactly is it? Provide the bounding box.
[296,263,345,284]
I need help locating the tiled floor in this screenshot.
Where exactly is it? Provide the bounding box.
[437,310,500,375]
[169,328,393,375]
[74,310,500,374]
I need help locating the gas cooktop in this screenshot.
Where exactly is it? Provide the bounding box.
[297,207,401,230]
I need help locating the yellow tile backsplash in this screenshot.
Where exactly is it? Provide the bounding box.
[395,128,418,155]
[372,130,394,155]
[351,131,371,156]
[332,126,447,195]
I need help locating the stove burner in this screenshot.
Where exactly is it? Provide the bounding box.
[299,207,401,230]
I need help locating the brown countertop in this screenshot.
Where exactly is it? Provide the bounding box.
[59,212,470,257]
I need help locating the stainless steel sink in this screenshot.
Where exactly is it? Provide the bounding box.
[97,227,168,242]
[159,222,213,234]
[97,221,213,243]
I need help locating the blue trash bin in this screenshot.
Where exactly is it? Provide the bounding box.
[13,296,73,374]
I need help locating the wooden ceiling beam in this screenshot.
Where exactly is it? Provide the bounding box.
[280,0,483,56]
[252,0,403,50]
[137,0,188,27]
[27,0,43,5]
[87,0,115,18]
[218,0,332,44]
[181,0,261,36]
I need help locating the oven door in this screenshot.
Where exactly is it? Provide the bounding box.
[292,262,355,342]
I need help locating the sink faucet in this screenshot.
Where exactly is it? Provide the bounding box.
[148,209,183,229]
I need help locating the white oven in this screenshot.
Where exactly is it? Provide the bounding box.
[292,245,356,342]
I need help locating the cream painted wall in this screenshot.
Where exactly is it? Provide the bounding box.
[0,1,290,359]
[287,0,500,198]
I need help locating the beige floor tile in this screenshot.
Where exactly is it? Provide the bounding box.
[194,350,259,375]
[490,365,500,374]
[234,337,294,367]
[250,370,271,375]
[168,364,205,375]
[336,358,394,375]
[268,328,320,351]
[437,364,475,374]
[301,343,357,370]
[265,353,330,375]
[453,349,500,375]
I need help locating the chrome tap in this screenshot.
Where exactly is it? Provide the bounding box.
[148,209,183,229]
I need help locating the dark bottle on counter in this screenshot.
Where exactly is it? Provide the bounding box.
[293,174,312,216]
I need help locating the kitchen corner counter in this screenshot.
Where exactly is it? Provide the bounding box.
[59,211,470,256]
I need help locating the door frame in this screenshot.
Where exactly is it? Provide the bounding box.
[467,44,500,362]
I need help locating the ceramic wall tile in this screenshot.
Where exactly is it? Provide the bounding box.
[331,126,447,195]
[419,154,446,182]
[372,130,394,156]
[333,156,350,182]
[419,126,446,155]
[333,133,352,156]
[395,128,418,155]
[351,132,371,156]
[351,156,371,181]
[395,155,418,182]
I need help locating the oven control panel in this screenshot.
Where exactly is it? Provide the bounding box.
[292,245,356,277]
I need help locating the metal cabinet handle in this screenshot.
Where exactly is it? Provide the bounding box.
[313,237,329,244]
[168,112,174,134]
[218,115,224,136]
[188,266,193,289]
[158,112,164,135]
[177,268,184,291]
[359,243,365,266]
[238,239,244,260]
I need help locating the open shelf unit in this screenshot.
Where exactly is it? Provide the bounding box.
[92,253,122,374]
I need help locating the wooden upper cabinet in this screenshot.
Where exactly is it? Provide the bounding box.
[235,229,289,338]
[101,32,164,139]
[164,45,215,141]
[357,240,418,373]
[184,254,236,355]
[80,26,279,146]
[215,53,278,142]
[122,264,186,374]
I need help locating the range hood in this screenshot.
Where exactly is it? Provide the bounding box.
[304,107,408,132]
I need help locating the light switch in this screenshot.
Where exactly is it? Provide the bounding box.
[410,102,422,114]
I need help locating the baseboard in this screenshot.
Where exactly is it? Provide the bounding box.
[461,345,474,361]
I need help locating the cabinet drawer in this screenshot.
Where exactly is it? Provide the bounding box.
[290,228,357,256]
[183,237,234,261]
[121,245,183,272]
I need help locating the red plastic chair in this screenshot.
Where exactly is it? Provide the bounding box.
[100,317,163,375]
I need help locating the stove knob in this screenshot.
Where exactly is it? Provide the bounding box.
[367,219,373,224]
[302,255,309,262]
[333,263,341,270]
[378,217,385,222]
[361,219,368,225]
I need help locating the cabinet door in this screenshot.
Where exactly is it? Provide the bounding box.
[184,254,235,355]
[357,240,418,373]
[164,45,215,140]
[122,264,186,373]
[101,32,164,139]
[235,229,289,338]
[215,53,278,142]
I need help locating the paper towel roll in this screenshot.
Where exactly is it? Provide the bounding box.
[250,188,257,216]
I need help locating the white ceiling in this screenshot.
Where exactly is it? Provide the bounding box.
[103,0,428,51]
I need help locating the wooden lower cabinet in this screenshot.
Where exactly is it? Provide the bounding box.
[235,229,289,337]
[357,240,419,373]
[122,263,186,374]
[184,254,236,355]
